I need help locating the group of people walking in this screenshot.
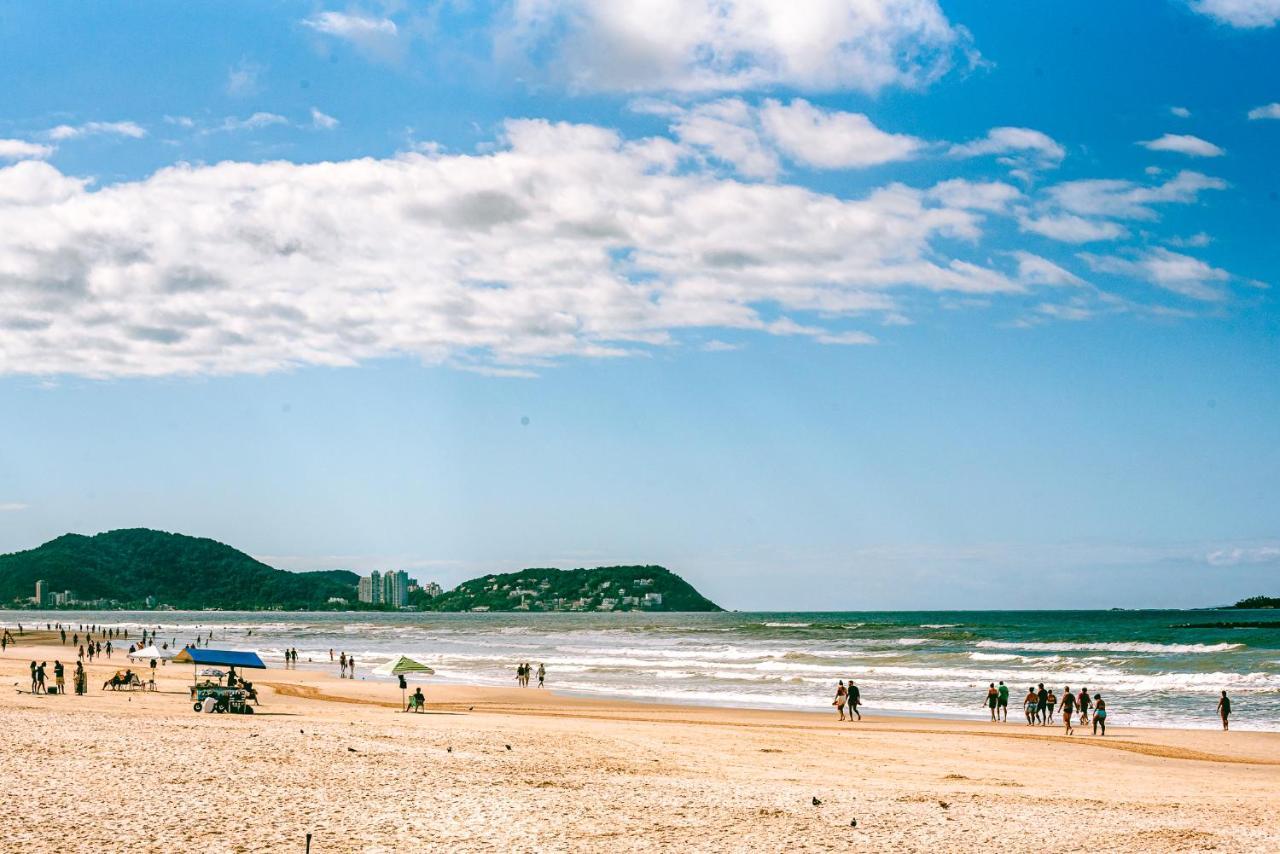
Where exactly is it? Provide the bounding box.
[984,681,1108,735]
[335,650,357,678]
[515,662,544,687]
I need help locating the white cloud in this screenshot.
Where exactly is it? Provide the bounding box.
[927,179,1021,212]
[1206,545,1280,566]
[669,98,781,179]
[1168,231,1213,248]
[948,126,1065,168]
[1012,251,1085,286]
[164,115,196,128]
[0,119,1037,379]
[1080,247,1231,301]
[311,108,340,130]
[213,112,289,133]
[501,0,972,94]
[48,121,146,141]
[303,11,401,59]
[1189,0,1280,28]
[1046,170,1227,220]
[0,139,54,161]
[662,98,922,178]
[0,502,28,512]
[225,59,263,97]
[1247,102,1280,119]
[1019,214,1127,243]
[757,98,924,168]
[1139,133,1224,157]
[1170,106,1192,118]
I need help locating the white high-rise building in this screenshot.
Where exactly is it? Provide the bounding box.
[358,570,384,604]
[382,570,410,607]
[34,580,47,607]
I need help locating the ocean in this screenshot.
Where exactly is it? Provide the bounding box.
[7,609,1278,730]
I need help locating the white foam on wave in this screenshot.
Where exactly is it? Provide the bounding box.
[921,624,959,629]
[763,622,812,628]
[973,640,1245,654]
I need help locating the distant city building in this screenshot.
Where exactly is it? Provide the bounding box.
[382,570,409,607]
[358,570,383,604]
[327,596,348,605]
[420,581,443,598]
[34,579,47,607]
[643,592,663,607]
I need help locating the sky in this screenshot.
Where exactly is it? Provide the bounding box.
[0,0,1278,610]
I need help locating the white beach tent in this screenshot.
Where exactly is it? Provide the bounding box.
[127,645,177,661]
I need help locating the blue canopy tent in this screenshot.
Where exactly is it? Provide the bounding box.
[175,648,266,713]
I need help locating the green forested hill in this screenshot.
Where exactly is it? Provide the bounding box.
[1232,596,1280,609]
[0,529,358,609]
[424,565,721,612]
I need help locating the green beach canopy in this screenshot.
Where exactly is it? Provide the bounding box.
[373,656,435,677]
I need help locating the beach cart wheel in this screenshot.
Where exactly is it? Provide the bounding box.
[193,702,202,712]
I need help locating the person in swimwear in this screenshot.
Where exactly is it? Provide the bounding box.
[834,681,848,721]
[1092,695,1107,736]
[984,683,998,721]
[1216,691,1230,731]
[1060,686,1076,735]
[1023,687,1038,725]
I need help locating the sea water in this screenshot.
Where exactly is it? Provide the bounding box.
[8,609,1278,731]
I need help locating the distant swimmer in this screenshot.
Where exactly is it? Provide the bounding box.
[1217,691,1231,731]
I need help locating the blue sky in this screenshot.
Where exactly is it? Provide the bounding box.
[0,1,1277,609]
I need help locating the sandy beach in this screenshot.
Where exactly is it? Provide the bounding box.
[1,634,1277,853]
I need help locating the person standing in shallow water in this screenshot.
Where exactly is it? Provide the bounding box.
[834,681,848,720]
[1217,691,1231,730]
[996,681,1009,721]
[984,683,998,720]
[1092,695,1107,735]
[847,680,861,721]
[1061,686,1076,735]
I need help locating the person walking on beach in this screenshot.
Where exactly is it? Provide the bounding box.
[1078,687,1091,725]
[997,681,1009,721]
[348,655,356,678]
[1046,688,1057,722]
[74,660,86,695]
[1217,691,1231,730]
[29,661,38,694]
[847,680,862,721]
[537,663,545,688]
[834,680,849,720]
[36,662,47,694]
[1092,695,1107,735]
[985,683,999,721]
[1061,686,1075,735]
[329,649,334,662]
[54,660,65,695]
[339,652,347,678]
[1023,687,1037,725]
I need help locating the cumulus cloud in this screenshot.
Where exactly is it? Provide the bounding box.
[1019,214,1128,243]
[310,108,340,130]
[1139,133,1224,157]
[1012,251,1085,286]
[0,119,1040,379]
[1189,0,1280,27]
[0,139,54,161]
[225,59,264,97]
[303,11,401,59]
[1045,170,1227,221]
[660,98,923,178]
[1080,247,1230,301]
[948,126,1065,169]
[212,112,289,133]
[501,0,972,94]
[1170,106,1192,118]
[48,121,146,141]
[758,98,924,168]
[0,502,28,512]
[1247,102,1280,119]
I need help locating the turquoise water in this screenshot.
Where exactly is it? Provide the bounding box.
[7,609,1278,730]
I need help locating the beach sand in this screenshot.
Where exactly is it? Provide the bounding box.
[1,634,1277,852]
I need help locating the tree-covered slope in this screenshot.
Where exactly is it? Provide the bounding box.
[0,528,358,609]
[425,565,721,612]
[1232,596,1280,609]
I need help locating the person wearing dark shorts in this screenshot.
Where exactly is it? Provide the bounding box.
[1061,686,1076,735]
[847,680,861,721]
[996,681,1009,721]
[1036,683,1048,725]
[985,683,998,720]
[1092,695,1107,735]
[1217,691,1231,730]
